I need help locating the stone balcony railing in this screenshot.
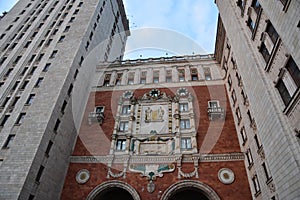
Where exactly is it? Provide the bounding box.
[88,112,105,125]
[207,107,225,120]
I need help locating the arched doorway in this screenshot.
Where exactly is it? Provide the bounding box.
[161,180,220,200]
[86,180,140,200]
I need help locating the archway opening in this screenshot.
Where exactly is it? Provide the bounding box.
[93,187,134,200]
[168,187,210,200]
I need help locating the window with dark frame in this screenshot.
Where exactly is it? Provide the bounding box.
[116,139,126,151]
[119,121,129,132]
[180,119,190,129]
[276,79,291,106]
[181,138,192,149]
[15,113,26,125]
[2,134,15,149]
[266,22,279,44]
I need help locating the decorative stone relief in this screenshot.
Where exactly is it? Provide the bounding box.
[106,167,126,179]
[76,169,90,184]
[218,168,235,184]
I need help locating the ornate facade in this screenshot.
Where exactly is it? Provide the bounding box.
[61,55,251,199]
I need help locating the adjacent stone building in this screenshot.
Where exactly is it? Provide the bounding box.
[0,0,129,199]
[215,0,300,199]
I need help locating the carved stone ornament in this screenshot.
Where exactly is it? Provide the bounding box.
[123,90,133,99]
[147,180,155,193]
[76,169,90,184]
[176,88,189,97]
[218,168,235,184]
[129,164,175,180]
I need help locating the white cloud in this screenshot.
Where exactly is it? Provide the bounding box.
[123,0,218,59]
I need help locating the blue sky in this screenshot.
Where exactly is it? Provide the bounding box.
[1,0,219,59]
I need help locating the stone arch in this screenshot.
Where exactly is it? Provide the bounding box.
[160,180,221,200]
[86,180,140,200]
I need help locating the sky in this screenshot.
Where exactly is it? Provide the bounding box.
[0,0,219,59]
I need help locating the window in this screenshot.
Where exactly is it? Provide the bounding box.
[11,96,20,107]
[180,119,190,129]
[63,26,70,32]
[127,72,134,85]
[57,20,63,26]
[251,0,261,14]
[1,97,10,108]
[95,106,104,113]
[119,121,129,132]
[69,17,75,23]
[67,84,73,95]
[153,70,159,83]
[24,41,31,48]
[15,113,26,125]
[103,74,111,86]
[262,162,271,181]
[179,103,188,112]
[116,139,126,151]
[79,56,84,66]
[246,149,254,167]
[115,73,122,85]
[28,54,36,64]
[89,32,93,40]
[14,55,22,65]
[43,63,51,72]
[231,89,237,105]
[252,175,261,194]
[73,9,79,15]
[20,80,29,90]
[54,119,61,133]
[6,25,13,31]
[181,138,192,149]
[26,94,35,105]
[12,81,20,90]
[259,43,270,63]
[35,78,43,88]
[35,165,45,182]
[247,17,255,32]
[236,107,242,124]
[265,22,279,44]
[0,33,5,40]
[49,50,58,58]
[38,40,45,47]
[0,57,7,65]
[285,57,300,87]
[9,43,17,50]
[46,39,53,46]
[45,141,53,156]
[122,105,131,115]
[228,75,232,90]
[0,115,10,127]
[204,68,211,80]
[240,126,247,144]
[276,79,291,105]
[254,135,262,149]
[166,70,172,83]
[58,35,65,43]
[2,135,15,149]
[208,101,219,108]
[37,54,44,62]
[191,68,198,81]
[4,68,13,77]
[178,69,185,82]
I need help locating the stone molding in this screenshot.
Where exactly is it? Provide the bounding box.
[70,153,244,164]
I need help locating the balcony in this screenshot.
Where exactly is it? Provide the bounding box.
[88,112,104,125]
[207,107,225,120]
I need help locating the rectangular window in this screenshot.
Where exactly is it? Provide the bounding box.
[166,70,172,83]
[45,141,53,156]
[240,126,247,144]
[11,96,20,107]
[35,165,45,182]
[58,35,65,43]
[43,63,51,72]
[24,41,31,48]
[180,119,190,129]
[67,84,73,95]
[266,22,279,44]
[178,69,185,82]
[49,50,58,58]
[251,0,261,14]
[254,134,262,149]
[276,79,291,105]
[103,74,111,86]
[26,94,35,105]
[116,139,126,151]
[231,89,237,105]
[115,73,122,85]
[252,175,261,194]
[1,97,10,108]
[247,17,255,32]
[54,119,61,133]
[14,55,22,65]
[64,26,71,32]
[122,105,131,115]
[181,138,192,149]
[179,103,188,112]
[246,149,254,167]
[228,75,232,89]
[285,57,300,87]
[95,106,104,113]
[20,80,29,90]
[0,115,10,127]
[262,162,271,181]
[15,113,26,125]
[35,78,43,88]
[153,70,159,83]
[191,68,198,81]
[2,134,15,149]
[119,121,129,132]
[140,71,147,84]
[204,68,211,80]
[236,107,242,124]
[259,43,271,63]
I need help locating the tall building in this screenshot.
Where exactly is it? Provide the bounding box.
[215,0,300,199]
[0,0,129,199]
[60,54,251,200]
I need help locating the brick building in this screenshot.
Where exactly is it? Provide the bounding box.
[61,55,252,200]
